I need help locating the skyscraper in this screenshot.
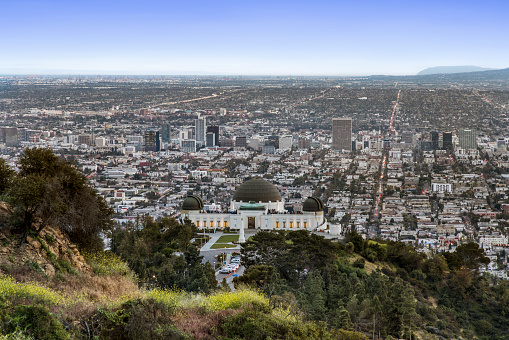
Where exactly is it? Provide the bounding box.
[332,118,352,151]
[207,125,220,146]
[194,115,206,143]
[458,129,477,149]
[160,124,171,142]
[443,132,453,150]
[144,130,161,152]
[431,131,439,150]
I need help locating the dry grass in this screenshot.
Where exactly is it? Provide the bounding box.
[47,273,142,305]
[171,308,239,340]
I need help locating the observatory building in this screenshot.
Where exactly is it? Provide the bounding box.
[182,178,327,241]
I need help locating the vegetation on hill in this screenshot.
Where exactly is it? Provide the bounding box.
[0,148,112,250]
[110,215,217,293]
[236,230,507,339]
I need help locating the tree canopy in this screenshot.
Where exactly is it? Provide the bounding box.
[5,148,113,250]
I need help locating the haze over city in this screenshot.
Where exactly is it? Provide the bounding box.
[2,0,508,76]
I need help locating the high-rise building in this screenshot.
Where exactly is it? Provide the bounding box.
[206,132,216,147]
[78,134,93,146]
[497,138,506,149]
[279,136,293,150]
[194,115,206,143]
[207,126,220,146]
[267,135,279,149]
[458,129,477,149]
[431,131,439,150]
[332,118,352,151]
[401,131,413,144]
[235,136,247,148]
[2,127,18,147]
[443,132,453,150]
[144,131,161,152]
[298,138,311,149]
[181,140,196,153]
[160,124,171,142]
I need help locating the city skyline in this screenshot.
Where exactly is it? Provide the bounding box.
[1,0,508,76]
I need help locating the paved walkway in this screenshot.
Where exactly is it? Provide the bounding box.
[199,231,240,251]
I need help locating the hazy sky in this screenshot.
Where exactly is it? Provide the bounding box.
[1,0,508,76]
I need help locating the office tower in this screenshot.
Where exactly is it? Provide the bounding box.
[206,132,215,147]
[220,139,234,147]
[2,127,18,147]
[78,134,93,146]
[267,135,279,149]
[144,130,161,152]
[95,137,107,147]
[194,115,206,143]
[431,131,439,150]
[181,140,196,153]
[235,136,247,148]
[497,138,506,149]
[401,131,413,144]
[262,144,275,154]
[442,132,453,150]
[160,124,171,142]
[332,118,352,151]
[249,138,261,150]
[458,129,477,149]
[298,138,311,149]
[279,136,293,150]
[207,125,220,146]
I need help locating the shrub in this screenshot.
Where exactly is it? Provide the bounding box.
[353,258,365,269]
[221,304,335,340]
[93,299,191,340]
[4,305,69,340]
[83,251,134,278]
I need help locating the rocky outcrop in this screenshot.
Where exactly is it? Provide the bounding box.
[0,226,92,277]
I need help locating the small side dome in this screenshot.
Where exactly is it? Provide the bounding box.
[302,197,324,212]
[182,195,204,211]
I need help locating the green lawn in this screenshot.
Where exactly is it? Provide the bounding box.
[210,243,238,249]
[216,235,239,243]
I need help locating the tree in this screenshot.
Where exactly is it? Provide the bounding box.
[338,307,354,331]
[455,242,490,270]
[7,148,113,249]
[0,159,14,196]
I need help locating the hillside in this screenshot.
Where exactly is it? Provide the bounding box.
[0,224,367,339]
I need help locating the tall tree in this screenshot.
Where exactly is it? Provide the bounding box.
[0,159,14,196]
[8,148,113,248]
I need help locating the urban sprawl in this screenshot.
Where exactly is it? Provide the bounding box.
[2,75,509,279]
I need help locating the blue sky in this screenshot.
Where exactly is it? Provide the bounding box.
[1,0,508,75]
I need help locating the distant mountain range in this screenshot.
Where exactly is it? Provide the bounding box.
[366,67,509,89]
[417,66,495,75]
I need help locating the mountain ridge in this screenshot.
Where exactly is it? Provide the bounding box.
[417,66,495,75]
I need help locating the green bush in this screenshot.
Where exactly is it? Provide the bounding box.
[93,299,191,340]
[5,305,69,340]
[222,304,337,340]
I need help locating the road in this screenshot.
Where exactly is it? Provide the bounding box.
[216,266,245,290]
[369,89,401,238]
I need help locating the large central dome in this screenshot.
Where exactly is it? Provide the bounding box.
[233,178,282,203]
